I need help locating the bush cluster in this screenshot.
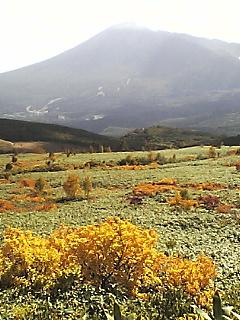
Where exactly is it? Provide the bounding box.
[0,217,216,308]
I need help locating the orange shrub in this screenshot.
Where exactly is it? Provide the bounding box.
[63,174,81,198]
[0,199,15,212]
[10,194,46,203]
[236,162,240,171]
[0,179,9,185]
[167,192,198,209]
[184,155,196,161]
[216,204,234,214]
[19,178,36,189]
[35,203,58,211]
[226,149,237,156]
[187,182,226,191]
[133,182,178,197]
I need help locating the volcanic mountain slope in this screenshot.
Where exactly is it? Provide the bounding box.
[1,25,240,134]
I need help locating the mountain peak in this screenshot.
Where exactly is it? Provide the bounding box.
[109,22,150,31]
[1,28,240,136]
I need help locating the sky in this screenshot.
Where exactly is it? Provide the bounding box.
[0,0,240,73]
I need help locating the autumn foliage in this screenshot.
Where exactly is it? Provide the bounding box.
[133,179,178,197]
[63,174,81,198]
[167,192,198,209]
[0,218,216,304]
[0,199,15,212]
[18,178,36,189]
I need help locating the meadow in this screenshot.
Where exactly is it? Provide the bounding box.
[0,146,239,319]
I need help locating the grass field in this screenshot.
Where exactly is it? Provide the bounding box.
[0,146,239,319]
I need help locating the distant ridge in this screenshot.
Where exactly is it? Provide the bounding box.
[0,119,226,153]
[0,119,119,152]
[121,126,222,150]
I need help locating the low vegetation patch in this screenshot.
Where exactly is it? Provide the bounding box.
[0,218,216,318]
[0,146,239,318]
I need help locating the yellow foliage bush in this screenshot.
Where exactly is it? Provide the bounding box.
[0,228,63,289]
[49,218,159,294]
[157,178,177,185]
[0,218,216,304]
[156,254,216,300]
[133,182,179,197]
[167,192,198,209]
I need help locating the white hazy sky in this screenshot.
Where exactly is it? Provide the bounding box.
[1,0,240,73]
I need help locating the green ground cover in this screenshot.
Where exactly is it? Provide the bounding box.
[0,146,239,319]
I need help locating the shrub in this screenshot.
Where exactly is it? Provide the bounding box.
[236,162,240,171]
[63,174,81,198]
[236,148,240,155]
[35,177,49,196]
[226,149,237,156]
[0,199,15,212]
[216,204,233,214]
[156,153,167,165]
[5,163,13,171]
[127,195,143,205]
[189,182,225,191]
[208,146,216,158]
[167,192,198,209]
[35,203,57,211]
[147,151,157,163]
[133,181,178,197]
[180,188,191,200]
[0,218,216,305]
[198,195,220,210]
[82,176,93,199]
[11,155,18,163]
[158,178,177,185]
[48,152,55,161]
[84,160,101,168]
[19,178,36,189]
[3,172,11,181]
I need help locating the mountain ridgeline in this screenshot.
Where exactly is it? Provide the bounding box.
[1,26,240,135]
[0,119,119,153]
[0,119,226,154]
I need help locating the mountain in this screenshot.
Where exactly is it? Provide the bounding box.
[0,119,119,153]
[1,26,240,134]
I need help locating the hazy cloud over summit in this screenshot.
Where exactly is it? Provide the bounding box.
[1,0,240,72]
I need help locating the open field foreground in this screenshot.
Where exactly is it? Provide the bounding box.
[0,146,239,319]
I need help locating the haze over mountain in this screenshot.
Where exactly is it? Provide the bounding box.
[1,25,240,135]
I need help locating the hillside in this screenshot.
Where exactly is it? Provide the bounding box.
[1,26,240,134]
[0,119,119,152]
[121,126,222,150]
[0,119,224,153]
